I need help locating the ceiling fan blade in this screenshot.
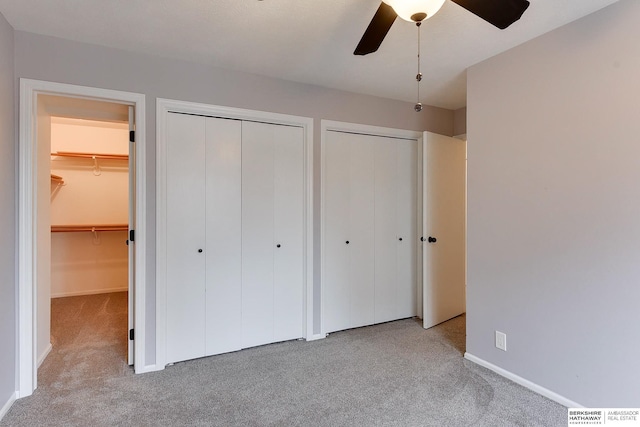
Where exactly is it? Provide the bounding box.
[450,0,530,29]
[354,2,398,56]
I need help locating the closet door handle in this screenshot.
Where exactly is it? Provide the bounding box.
[198,249,203,253]
[276,244,281,248]
[398,237,403,241]
[345,240,350,245]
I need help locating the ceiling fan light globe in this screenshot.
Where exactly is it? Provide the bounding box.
[384,0,446,22]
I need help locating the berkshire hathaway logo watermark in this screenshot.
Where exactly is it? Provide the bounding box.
[568,409,640,426]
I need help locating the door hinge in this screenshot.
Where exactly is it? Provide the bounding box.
[129,329,134,340]
[129,130,135,143]
[129,229,135,242]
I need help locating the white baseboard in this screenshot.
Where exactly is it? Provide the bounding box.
[38,342,53,367]
[464,352,583,408]
[52,287,128,298]
[0,391,17,421]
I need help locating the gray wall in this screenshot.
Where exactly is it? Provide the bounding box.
[13,31,454,366]
[467,0,640,407]
[453,107,466,136]
[0,11,15,407]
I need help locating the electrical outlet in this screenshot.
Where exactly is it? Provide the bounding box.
[495,331,507,351]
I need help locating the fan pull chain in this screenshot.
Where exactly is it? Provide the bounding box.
[415,21,423,112]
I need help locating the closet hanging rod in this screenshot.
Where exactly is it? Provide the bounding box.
[51,224,128,233]
[51,151,129,160]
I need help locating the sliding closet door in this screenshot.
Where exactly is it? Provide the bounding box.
[374,137,398,324]
[373,137,417,323]
[205,117,242,356]
[323,132,351,333]
[164,108,308,365]
[273,125,304,342]
[348,134,375,328]
[242,121,304,348]
[242,122,274,348]
[324,131,375,332]
[396,139,418,319]
[166,113,207,364]
[323,130,418,334]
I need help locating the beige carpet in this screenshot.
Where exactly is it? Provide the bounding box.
[2,293,567,426]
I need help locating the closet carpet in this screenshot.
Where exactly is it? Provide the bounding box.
[2,295,567,427]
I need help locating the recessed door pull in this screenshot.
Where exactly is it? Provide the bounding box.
[398,237,403,241]
[198,249,203,253]
[345,240,350,245]
[276,244,281,248]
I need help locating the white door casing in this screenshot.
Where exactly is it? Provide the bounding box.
[127,105,135,366]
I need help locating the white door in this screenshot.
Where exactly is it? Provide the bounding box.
[396,139,418,319]
[422,132,466,329]
[242,121,276,348]
[165,113,207,363]
[322,131,376,332]
[204,117,242,356]
[374,136,398,324]
[242,121,304,348]
[127,106,135,365]
[373,136,418,323]
[323,132,351,333]
[273,125,304,342]
[324,130,416,333]
[348,134,375,329]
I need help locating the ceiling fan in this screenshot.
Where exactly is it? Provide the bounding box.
[354,0,531,56]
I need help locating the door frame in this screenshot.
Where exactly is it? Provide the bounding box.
[155,98,314,369]
[320,120,423,336]
[17,79,148,398]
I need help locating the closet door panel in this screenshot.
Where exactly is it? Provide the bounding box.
[166,113,207,364]
[273,125,304,342]
[323,132,351,333]
[374,137,398,324]
[205,117,242,356]
[242,122,276,348]
[349,134,375,328]
[397,139,418,318]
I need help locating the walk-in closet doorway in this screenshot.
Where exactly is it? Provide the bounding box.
[48,112,131,379]
[18,80,147,398]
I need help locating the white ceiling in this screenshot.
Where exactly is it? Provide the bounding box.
[0,0,620,110]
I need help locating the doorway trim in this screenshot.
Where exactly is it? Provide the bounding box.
[18,79,147,397]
